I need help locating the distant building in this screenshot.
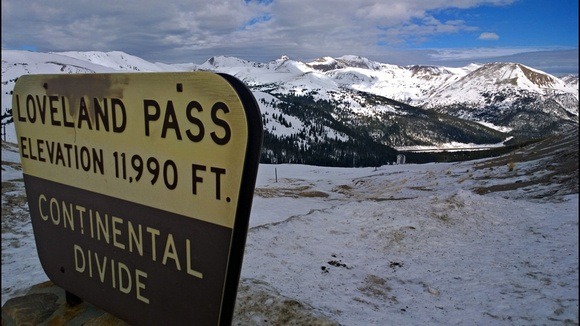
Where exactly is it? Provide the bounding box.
[396,154,406,165]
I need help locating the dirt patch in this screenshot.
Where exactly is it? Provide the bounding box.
[1,180,30,228]
[472,129,579,200]
[255,186,328,198]
[357,275,397,303]
[234,278,338,325]
[299,191,329,198]
[332,184,353,196]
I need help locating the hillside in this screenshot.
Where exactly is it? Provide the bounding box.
[2,124,578,324]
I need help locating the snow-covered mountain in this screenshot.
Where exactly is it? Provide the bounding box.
[54,51,195,72]
[192,53,578,139]
[420,63,579,137]
[2,50,578,166]
[306,55,476,104]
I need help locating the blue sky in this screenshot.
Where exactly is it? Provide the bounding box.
[418,0,578,48]
[2,0,578,74]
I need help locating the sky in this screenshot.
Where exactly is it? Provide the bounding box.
[1,0,579,74]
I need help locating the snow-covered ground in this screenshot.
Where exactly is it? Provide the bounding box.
[2,138,578,324]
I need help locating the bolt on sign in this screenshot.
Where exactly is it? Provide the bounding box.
[12,72,263,325]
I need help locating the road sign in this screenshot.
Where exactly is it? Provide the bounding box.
[12,72,262,325]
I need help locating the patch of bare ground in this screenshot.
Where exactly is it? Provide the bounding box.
[3,279,339,325]
[1,180,29,231]
[234,279,338,325]
[255,185,329,198]
[472,129,578,200]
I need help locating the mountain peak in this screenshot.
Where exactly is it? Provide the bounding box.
[203,55,253,68]
[464,62,566,91]
[307,57,342,72]
[307,55,383,72]
[516,63,560,88]
[336,55,383,71]
[407,65,451,77]
[55,51,165,72]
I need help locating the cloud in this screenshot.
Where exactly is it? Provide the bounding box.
[0,0,553,66]
[478,32,500,40]
[428,47,532,60]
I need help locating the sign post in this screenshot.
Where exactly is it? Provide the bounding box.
[12,72,262,325]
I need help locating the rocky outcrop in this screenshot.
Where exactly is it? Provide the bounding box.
[2,281,129,325]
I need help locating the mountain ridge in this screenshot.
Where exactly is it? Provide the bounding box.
[2,50,578,166]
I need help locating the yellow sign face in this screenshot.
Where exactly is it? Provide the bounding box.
[14,72,248,228]
[12,72,263,325]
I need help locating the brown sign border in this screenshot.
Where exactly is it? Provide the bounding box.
[215,73,263,324]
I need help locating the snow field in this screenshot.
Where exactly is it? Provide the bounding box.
[2,146,578,324]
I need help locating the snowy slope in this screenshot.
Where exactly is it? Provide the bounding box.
[2,50,118,112]
[2,51,119,142]
[55,51,192,72]
[2,132,578,324]
[199,55,339,95]
[1,50,192,143]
